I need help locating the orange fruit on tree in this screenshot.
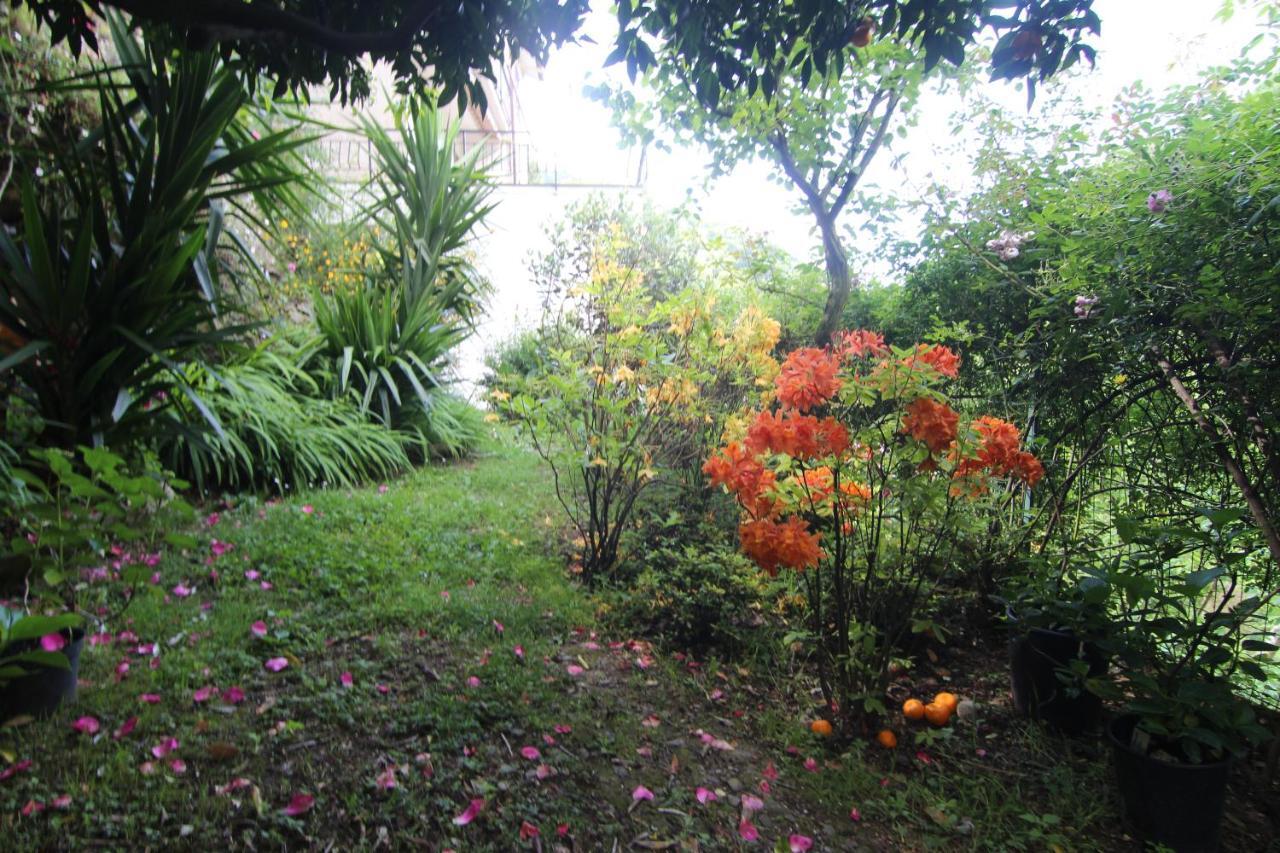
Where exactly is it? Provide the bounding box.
[876,729,898,749]
[934,692,959,713]
[924,702,952,727]
[902,698,926,721]
[851,16,876,47]
[810,719,833,737]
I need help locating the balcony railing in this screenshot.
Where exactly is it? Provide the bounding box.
[305,129,645,189]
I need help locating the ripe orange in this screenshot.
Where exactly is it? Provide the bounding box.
[934,692,959,713]
[876,729,898,749]
[924,702,952,727]
[810,719,833,737]
[902,698,926,721]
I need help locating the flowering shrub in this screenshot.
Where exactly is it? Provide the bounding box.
[705,332,1042,727]
[497,229,781,582]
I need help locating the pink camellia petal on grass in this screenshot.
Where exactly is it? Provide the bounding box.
[439,589,450,601]
[71,716,100,735]
[513,644,525,663]
[566,664,584,676]
[519,820,540,840]
[789,834,814,852]
[50,794,72,810]
[632,785,654,802]
[849,806,862,822]
[554,724,572,734]
[140,693,161,705]
[520,746,541,761]
[557,823,570,837]
[695,787,716,804]
[535,763,553,780]
[803,757,818,772]
[0,759,33,783]
[975,748,987,758]
[375,766,398,789]
[301,505,314,515]
[193,686,216,703]
[377,683,390,694]
[264,657,289,672]
[244,569,260,581]
[762,762,779,781]
[453,797,485,826]
[636,746,652,758]
[282,793,315,816]
[39,632,66,653]
[113,716,138,740]
[542,734,556,746]
[641,715,660,728]
[20,799,44,817]
[114,660,130,681]
[169,759,187,775]
[250,620,268,638]
[741,794,764,812]
[172,583,192,598]
[759,780,771,795]
[915,750,933,765]
[205,512,220,527]
[378,484,388,494]
[215,778,252,796]
[340,671,354,688]
[151,737,179,759]
[222,686,245,704]
[738,819,759,841]
[260,581,273,591]
[492,620,504,635]
[139,761,158,776]
[465,676,480,688]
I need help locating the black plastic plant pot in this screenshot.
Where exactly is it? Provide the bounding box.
[1008,626,1105,733]
[1108,714,1232,853]
[0,628,85,721]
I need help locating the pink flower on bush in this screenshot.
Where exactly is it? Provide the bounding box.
[1147,188,1173,213]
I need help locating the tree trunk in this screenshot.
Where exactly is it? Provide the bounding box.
[814,215,850,347]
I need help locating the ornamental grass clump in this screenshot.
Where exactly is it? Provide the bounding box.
[705,331,1042,729]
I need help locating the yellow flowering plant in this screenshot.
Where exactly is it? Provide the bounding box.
[496,231,780,582]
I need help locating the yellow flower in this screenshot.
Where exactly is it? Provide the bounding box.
[588,457,608,467]
[489,389,511,403]
[483,413,500,424]
[612,365,636,384]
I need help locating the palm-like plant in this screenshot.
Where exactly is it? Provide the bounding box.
[307,99,493,429]
[0,14,313,449]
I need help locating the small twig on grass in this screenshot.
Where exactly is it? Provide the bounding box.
[499,732,514,758]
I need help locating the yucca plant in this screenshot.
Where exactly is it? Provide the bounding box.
[0,16,312,449]
[307,99,493,431]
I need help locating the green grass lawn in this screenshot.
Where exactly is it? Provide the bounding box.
[3,438,1271,851]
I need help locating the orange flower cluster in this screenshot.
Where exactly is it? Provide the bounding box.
[797,466,836,502]
[832,329,889,360]
[702,442,779,519]
[901,397,960,455]
[903,344,961,378]
[745,410,849,460]
[775,347,843,411]
[954,416,1045,487]
[739,517,822,576]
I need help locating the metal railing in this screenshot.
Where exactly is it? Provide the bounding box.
[305,128,645,189]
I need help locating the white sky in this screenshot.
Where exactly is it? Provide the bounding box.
[453,0,1268,393]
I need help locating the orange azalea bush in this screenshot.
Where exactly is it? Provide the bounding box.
[705,331,1042,727]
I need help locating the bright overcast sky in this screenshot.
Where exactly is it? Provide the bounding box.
[455,0,1268,391]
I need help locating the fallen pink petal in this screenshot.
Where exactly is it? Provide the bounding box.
[340,671,354,688]
[695,786,717,804]
[741,793,764,812]
[151,737,179,759]
[519,820,540,840]
[850,806,862,822]
[301,504,314,515]
[222,686,246,704]
[71,716,100,735]
[216,778,252,796]
[172,583,193,598]
[789,834,814,852]
[282,793,315,816]
[803,757,818,772]
[632,785,654,802]
[453,797,485,826]
[250,620,268,638]
[169,759,187,775]
[520,746,541,760]
[264,657,289,672]
[738,818,759,841]
[192,686,216,703]
[139,693,162,704]
[50,794,72,810]
[112,716,138,740]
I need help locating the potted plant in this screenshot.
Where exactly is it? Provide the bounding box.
[1,446,194,718]
[1001,563,1112,734]
[0,605,84,721]
[1096,508,1274,852]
